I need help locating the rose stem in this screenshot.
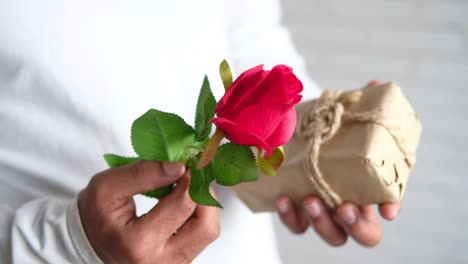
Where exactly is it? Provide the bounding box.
[197,128,225,169]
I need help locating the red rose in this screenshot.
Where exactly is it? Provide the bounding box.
[212,64,303,155]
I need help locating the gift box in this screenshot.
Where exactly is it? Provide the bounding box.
[233,82,422,211]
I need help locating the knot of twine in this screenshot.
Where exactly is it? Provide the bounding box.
[297,90,416,208]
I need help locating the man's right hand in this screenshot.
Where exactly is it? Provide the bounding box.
[78,160,220,264]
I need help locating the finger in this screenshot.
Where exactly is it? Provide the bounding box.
[167,189,221,263]
[303,196,347,246]
[378,202,400,221]
[335,203,382,247]
[93,160,185,200]
[367,80,383,86]
[132,173,197,239]
[276,195,309,234]
[162,161,186,176]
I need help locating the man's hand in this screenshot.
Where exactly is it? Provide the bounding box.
[78,160,220,264]
[276,195,399,247]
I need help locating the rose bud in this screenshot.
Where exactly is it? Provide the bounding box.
[212,64,303,156]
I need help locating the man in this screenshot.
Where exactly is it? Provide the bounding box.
[0,0,399,263]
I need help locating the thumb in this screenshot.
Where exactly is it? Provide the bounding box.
[94,160,185,200]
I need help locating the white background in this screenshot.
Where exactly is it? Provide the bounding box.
[275,0,468,263]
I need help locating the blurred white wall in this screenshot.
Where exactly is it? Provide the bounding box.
[275,0,468,263]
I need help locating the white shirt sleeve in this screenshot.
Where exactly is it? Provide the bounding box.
[0,197,103,263]
[0,51,104,263]
[223,0,322,100]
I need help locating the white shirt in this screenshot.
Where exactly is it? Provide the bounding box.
[0,0,320,263]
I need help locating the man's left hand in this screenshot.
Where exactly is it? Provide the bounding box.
[275,195,399,247]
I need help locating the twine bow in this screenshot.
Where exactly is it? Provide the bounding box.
[297,89,416,208]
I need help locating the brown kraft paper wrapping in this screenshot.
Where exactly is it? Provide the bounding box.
[232,82,422,212]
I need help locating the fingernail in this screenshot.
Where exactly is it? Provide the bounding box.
[305,201,321,219]
[162,162,184,176]
[341,208,357,225]
[277,199,289,214]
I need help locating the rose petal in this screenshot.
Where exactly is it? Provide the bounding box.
[233,102,289,140]
[221,66,296,117]
[291,94,303,105]
[261,65,303,105]
[285,74,304,103]
[216,65,268,117]
[265,108,297,148]
[212,117,273,153]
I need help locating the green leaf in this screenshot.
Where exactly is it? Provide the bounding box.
[189,160,222,208]
[257,156,276,176]
[269,147,285,168]
[131,109,196,161]
[103,154,140,168]
[142,185,174,199]
[219,59,233,91]
[211,143,258,186]
[257,147,285,176]
[194,76,216,141]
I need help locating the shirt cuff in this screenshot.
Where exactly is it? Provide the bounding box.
[67,197,104,264]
